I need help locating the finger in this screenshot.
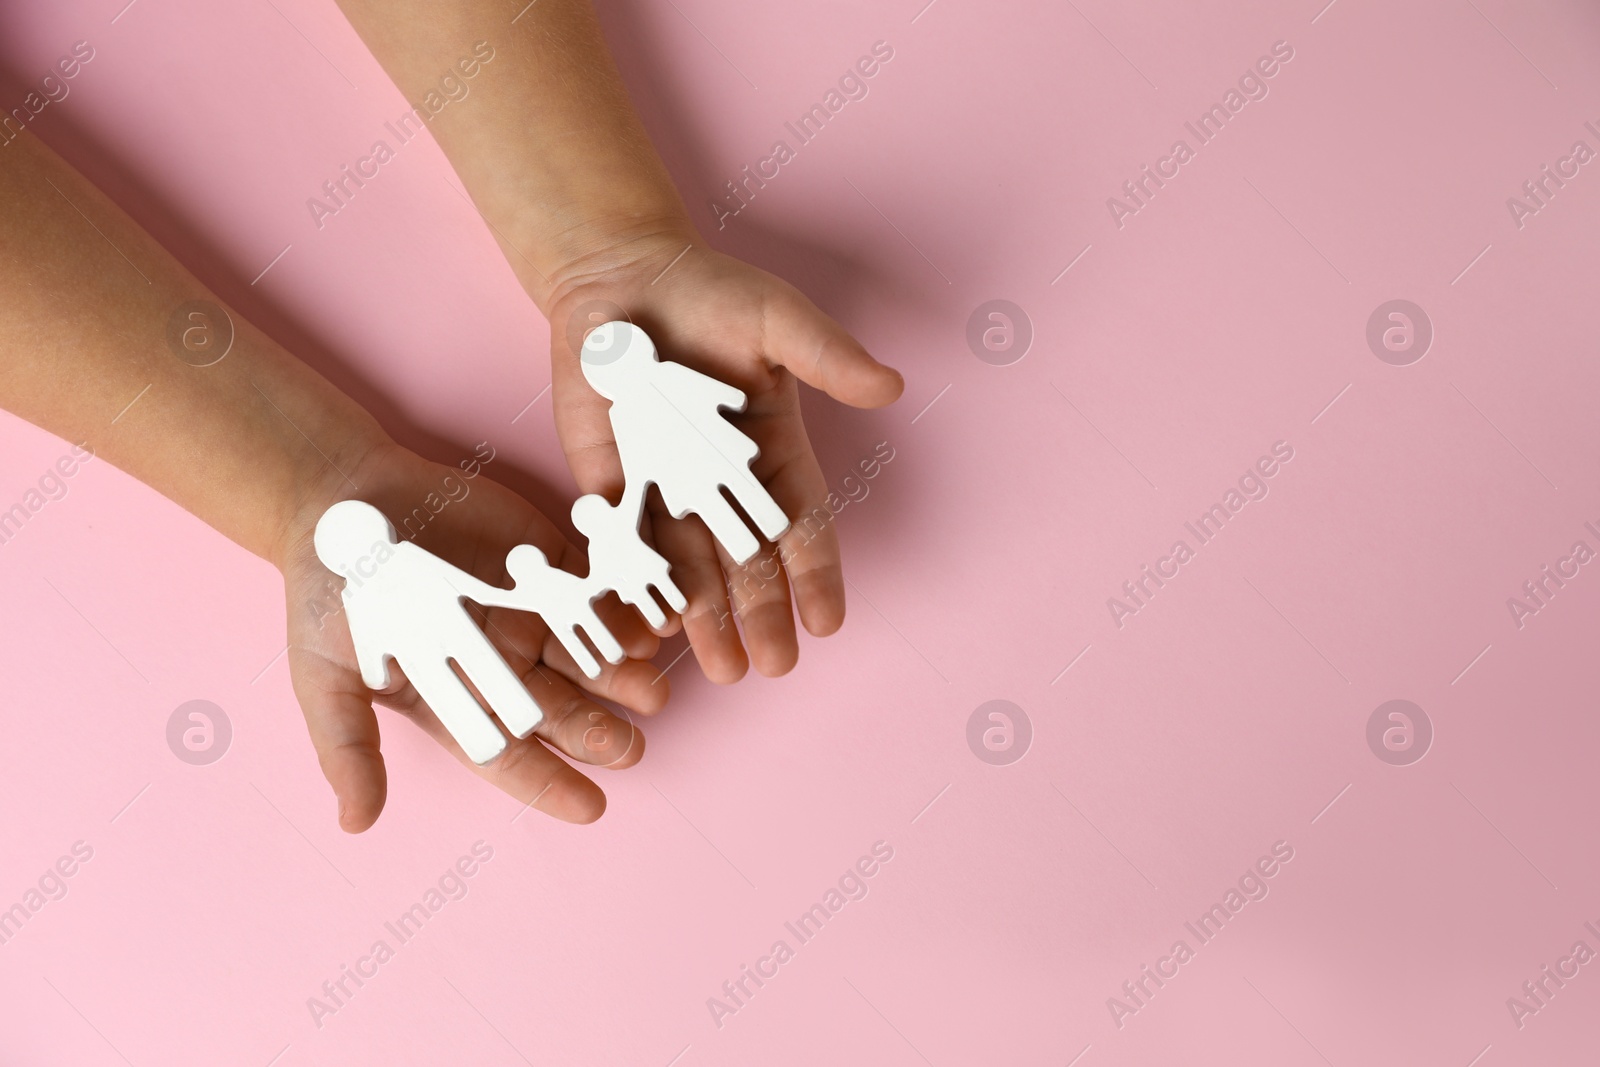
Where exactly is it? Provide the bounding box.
[475,573,657,672]
[760,286,904,409]
[719,539,799,677]
[760,444,846,639]
[484,735,609,823]
[648,494,748,684]
[478,592,666,717]
[537,632,671,717]
[381,677,610,823]
[521,665,646,771]
[606,592,669,650]
[561,547,662,660]
[550,332,627,497]
[739,379,846,637]
[288,647,387,833]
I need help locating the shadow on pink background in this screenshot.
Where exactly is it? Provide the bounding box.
[2,0,1600,1063]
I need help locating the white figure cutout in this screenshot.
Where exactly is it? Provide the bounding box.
[572,487,687,629]
[314,325,798,758]
[471,544,626,680]
[580,321,790,564]
[313,500,541,766]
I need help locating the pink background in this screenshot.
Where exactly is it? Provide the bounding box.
[3,0,1600,1063]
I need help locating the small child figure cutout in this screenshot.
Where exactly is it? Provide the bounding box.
[579,321,790,564]
[475,544,626,680]
[571,488,686,629]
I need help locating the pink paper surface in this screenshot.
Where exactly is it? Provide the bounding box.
[3,1,1599,1063]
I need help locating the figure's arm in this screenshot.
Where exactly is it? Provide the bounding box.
[664,361,749,415]
[443,567,517,612]
[347,610,394,691]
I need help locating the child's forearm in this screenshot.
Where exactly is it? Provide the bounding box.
[0,132,387,566]
[1,122,668,832]
[331,0,697,310]
[331,0,904,684]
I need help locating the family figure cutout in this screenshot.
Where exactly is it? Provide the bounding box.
[313,321,787,764]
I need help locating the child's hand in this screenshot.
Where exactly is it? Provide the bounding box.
[275,437,668,831]
[2,131,664,833]
[326,0,903,681]
[543,224,904,683]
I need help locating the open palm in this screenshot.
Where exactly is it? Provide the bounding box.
[276,439,667,831]
[545,232,904,684]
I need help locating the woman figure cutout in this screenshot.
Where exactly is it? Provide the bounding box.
[579,321,790,564]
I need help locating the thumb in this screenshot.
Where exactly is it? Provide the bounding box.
[550,333,628,498]
[288,647,388,833]
[761,288,904,409]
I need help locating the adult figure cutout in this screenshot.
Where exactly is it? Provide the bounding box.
[313,500,541,765]
[579,321,790,564]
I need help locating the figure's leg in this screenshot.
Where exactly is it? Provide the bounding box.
[405,659,508,764]
[579,609,626,666]
[621,585,668,629]
[727,477,790,542]
[552,623,603,679]
[455,642,544,740]
[652,563,688,613]
[623,545,685,619]
[687,489,760,564]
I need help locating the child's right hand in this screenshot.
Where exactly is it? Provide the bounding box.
[273,434,669,832]
[1,121,669,835]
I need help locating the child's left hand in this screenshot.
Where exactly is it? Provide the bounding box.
[542,223,904,684]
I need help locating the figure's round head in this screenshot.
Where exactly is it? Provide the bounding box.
[569,493,613,536]
[314,501,396,572]
[505,543,551,579]
[580,321,655,395]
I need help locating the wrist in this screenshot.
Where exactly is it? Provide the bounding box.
[510,206,704,314]
[268,425,394,574]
